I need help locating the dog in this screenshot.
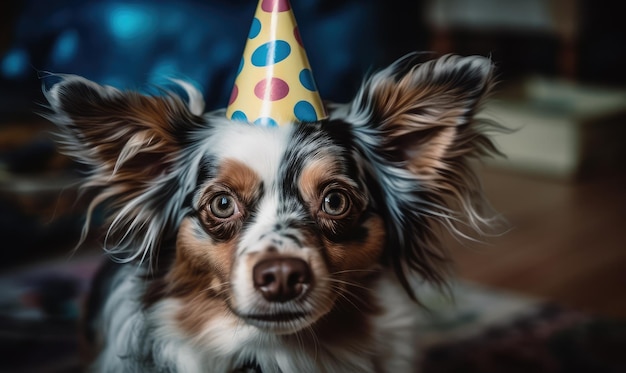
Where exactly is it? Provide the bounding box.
[44,53,500,372]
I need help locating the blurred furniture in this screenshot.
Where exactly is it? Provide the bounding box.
[483,77,626,179]
[425,0,579,78]
[0,120,90,269]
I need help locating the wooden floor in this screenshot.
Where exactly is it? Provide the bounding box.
[448,167,626,319]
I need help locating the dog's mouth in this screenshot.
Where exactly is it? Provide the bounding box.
[238,310,313,334]
[244,311,308,323]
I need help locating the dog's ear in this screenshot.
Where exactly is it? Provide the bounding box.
[338,54,502,298]
[44,76,206,264]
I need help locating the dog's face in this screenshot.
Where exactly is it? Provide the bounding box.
[45,54,498,336]
[170,121,385,334]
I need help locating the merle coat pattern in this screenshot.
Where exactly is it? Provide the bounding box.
[44,54,501,373]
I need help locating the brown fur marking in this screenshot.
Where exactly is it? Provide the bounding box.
[168,160,263,335]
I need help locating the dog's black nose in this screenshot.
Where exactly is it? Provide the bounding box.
[253,258,311,302]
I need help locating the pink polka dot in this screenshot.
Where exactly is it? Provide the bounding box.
[229,84,238,105]
[254,78,289,101]
[261,0,291,12]
[294,27,303,47]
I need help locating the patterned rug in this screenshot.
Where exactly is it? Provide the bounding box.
[1,255,624,373]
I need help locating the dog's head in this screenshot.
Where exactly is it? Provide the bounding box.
[45,54,499,335]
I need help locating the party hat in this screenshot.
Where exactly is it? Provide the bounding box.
[226,0,327,127]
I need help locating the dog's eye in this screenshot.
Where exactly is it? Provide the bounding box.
[209,194,239,219]
[322,190,350,217]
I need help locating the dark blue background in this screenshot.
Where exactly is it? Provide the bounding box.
[0,0,428,118]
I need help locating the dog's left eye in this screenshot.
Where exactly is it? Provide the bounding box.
[322,190,350,217]
[209,194,240,219]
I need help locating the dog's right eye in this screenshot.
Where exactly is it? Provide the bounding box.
[321,190,350,217]
[209,194,240,219]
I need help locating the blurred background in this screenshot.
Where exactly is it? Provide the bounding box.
[0,0,625,371]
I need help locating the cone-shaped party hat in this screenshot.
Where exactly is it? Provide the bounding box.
[226,0,327,126]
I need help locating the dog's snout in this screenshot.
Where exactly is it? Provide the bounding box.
[253,258,311,302]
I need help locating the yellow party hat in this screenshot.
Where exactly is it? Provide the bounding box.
[226,0,327,126]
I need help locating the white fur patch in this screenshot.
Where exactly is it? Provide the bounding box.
[203,119,293,188]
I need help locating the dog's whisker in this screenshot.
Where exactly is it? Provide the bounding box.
[302,323,320,366]
[332,289,364,314]
[328,283,360,301]
[326,278,373,293]
[317,284,364,314]
[294,326,306,357]
[330,268,378,276]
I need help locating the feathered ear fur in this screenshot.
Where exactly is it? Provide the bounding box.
[336,54,502,298]
[43,76,206,264]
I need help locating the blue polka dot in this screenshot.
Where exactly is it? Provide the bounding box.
[231,110,248,122]
[248,18,261,39]
[294,101,318,122]
[251,40,291,67]
[299,69,316,91]
[253,117,278,127]
[237,57,244,76]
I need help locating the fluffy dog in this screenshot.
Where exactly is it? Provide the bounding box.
[45,53,500,372]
